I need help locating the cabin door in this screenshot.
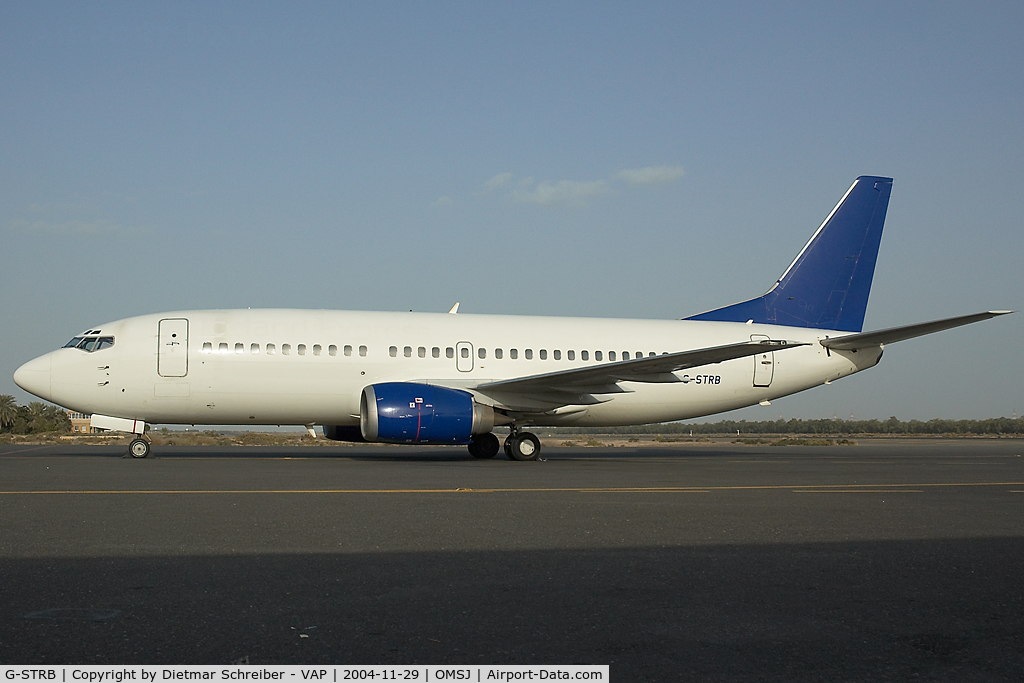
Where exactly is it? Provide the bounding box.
[158,318,189,377]
[750,334,774,387]
[456,341,474,372]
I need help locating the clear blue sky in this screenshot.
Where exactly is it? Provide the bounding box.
[2,1,1021,421]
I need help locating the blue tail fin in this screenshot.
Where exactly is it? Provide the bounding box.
[684,175,893,332]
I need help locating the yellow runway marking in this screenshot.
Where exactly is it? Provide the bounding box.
[1,482,1022,495]
[794,489,922,493]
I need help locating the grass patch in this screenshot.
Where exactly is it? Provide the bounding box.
[560,438,608,447]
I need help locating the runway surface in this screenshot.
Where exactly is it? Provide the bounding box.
[1,439,1022,680]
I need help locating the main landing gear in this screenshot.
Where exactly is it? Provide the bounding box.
[504,426,542,461]
[466,427,543,461]
[468,432,500,459]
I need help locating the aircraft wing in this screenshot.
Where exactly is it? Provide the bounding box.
[820,310,1012,350]
[471,339,807,411]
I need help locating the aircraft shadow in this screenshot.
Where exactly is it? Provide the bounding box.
[1,538,1022,679]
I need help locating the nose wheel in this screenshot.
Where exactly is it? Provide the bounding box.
[504,428,542,461]
[128,438,151,459]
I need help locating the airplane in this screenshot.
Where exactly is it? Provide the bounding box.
[13,176,1010,461]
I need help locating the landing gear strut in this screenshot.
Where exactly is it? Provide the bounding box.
[468,432,500,459]
[504,426,542,461]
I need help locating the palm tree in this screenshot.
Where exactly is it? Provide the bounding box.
[28,402,49,433]
[0,395,17,431]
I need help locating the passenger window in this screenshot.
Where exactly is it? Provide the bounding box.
[478,348,486,359]
[404,346,412,357]
[432,347,440,358]
[567,350,575,361]
[202,342,213,353]
[622,351,630,360]
[461,347,469,359]
[418,346,426,358]
[510,349,518,359]
[390,346,398,357]
[581,350,589,361]
[344,345,352,356]
[282,344,290,355]
[636,351,643,359]
[539,349,547,360]
[235,343,244,354]
[251,343,260,354]
[359,345,367,357]
[446,347,454,359]
[495,348,503,359]
[220,342,229,353]
[553,350,560,360]
[525,349,533,360]
[609,351,616,361]
[649,352,656,357]
[313,344,322,356]
[595,351,603,361]
[329,345,337,356]
[298,344,306,356]
[267,344,276,355]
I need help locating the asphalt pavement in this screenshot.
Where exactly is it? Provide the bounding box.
[1,439,1022,680]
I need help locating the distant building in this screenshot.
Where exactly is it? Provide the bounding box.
[67,411,93,434]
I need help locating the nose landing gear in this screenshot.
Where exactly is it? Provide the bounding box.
[127,437,151,459]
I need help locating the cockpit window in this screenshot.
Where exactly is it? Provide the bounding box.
[69,336,114,352]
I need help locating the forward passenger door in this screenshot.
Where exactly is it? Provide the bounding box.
[158,318,189,377]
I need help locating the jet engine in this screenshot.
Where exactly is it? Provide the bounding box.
[359,382,497,444]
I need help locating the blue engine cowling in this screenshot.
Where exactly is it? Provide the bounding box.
[360,383,496,444]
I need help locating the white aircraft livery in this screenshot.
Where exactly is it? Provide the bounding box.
[13,176,1011,460]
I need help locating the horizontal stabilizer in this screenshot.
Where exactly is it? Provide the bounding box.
[820,311,1012,350]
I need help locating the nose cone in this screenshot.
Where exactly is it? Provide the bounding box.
[13,354,52,402]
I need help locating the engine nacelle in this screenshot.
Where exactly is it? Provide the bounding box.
[360,383,495,444]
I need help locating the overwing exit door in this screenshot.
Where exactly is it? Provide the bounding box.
[750,334,774,387]
[158,318,189,377]
[455,341,474,372]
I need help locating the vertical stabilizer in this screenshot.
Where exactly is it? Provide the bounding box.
[684,176,892,332]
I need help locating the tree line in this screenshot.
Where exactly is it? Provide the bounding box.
[0,395,72,434]
[550,416,1024,436]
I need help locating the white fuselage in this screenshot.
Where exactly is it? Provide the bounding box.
[15,309,882,428]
